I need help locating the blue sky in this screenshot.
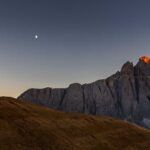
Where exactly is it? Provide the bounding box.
[0,0,150,97]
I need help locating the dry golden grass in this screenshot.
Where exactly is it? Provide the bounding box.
[0,97,150,150]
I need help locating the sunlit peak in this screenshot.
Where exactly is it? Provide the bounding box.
[139,56,150,63]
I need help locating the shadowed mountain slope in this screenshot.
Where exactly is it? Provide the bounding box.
[1,97,150,150]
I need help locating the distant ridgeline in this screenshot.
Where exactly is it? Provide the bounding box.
[18,56,150,128]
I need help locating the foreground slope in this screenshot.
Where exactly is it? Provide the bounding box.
[1,97,150,150]
[18,56,150,128]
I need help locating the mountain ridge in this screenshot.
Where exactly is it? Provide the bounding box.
[18,56,150,128]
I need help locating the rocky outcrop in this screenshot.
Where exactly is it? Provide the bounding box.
[18,57,150,128]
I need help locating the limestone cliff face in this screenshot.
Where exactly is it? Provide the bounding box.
[18,58,150,128]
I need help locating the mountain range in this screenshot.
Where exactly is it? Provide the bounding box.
[18,56,150,128]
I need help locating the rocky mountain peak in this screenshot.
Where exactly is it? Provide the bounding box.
[121,61,134,75]
[135,56,150,76]
[139,56,150,63]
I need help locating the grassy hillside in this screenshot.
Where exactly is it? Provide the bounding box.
[0,97,150,150]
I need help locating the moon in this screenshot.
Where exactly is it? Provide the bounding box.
[34,35,38,39]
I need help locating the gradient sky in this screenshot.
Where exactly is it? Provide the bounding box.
[0,0,150,97]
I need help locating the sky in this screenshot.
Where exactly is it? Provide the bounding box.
[0,0,150,97]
